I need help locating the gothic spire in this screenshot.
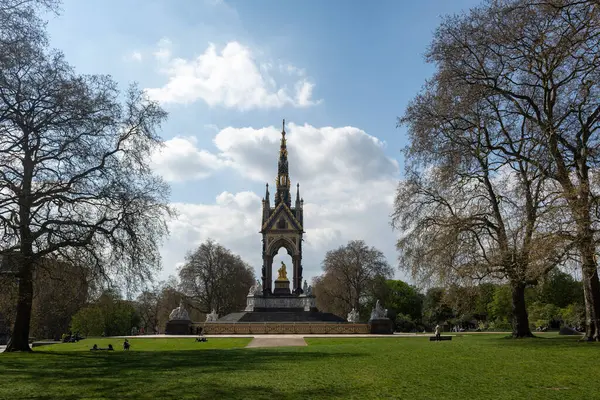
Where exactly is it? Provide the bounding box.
[275,119,291,207]
[280,119,287,155]
[264,183,270,204]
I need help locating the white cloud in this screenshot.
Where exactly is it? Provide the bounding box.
[144,40,320,110]
[150,136,226,182]
[211,122,399,184]
[157,122,401,284]
[153,38,172,62]
[125,51,143,62]
[203,124,220,132]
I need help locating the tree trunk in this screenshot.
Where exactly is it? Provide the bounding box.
[580,250,600,341]
[510,281,533,338]
[5,261,34,352]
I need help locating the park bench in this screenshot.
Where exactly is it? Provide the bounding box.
[429,336,452,341]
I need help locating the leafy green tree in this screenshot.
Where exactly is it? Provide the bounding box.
[535,270,583,309]
[422,288,453,327]
[395,313,417,333]
[488,285,513,322]
[70,306,104,337]
[474,283,497,319]
[560,303,585,329]
[528,302,561,329]
[381,280,423,322]
[70,290,139,337]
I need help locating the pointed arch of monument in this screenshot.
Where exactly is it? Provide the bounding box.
[262,234,303,295]
[267,237,297,258]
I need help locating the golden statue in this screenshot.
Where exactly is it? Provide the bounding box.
[277,261,288,280]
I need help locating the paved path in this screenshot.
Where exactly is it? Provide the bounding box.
[117,333,444,339]
[246,336,308,348]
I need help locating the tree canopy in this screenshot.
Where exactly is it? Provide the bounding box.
[313,240,393,320]
[393,0,600,339]
[178,239,255,315]
[0,0,173,351]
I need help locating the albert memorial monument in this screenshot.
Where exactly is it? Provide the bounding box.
[167,120,390,334]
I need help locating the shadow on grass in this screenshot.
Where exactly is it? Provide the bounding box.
[485,334,600,350]
[0,348,365,400]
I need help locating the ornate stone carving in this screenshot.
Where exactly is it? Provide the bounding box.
[347,308,360,323]
[169,300,190,321]
[369,300,388,320]
[205,309,219,322]
[244,295,316,312]
[247,280,263,297]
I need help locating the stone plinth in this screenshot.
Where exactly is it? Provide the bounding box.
[199,322,369,334]
[245,294,316,312]
[273,279,291,296]
[369,318,394,334]
[165,319,191,335]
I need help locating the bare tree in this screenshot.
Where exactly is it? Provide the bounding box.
[135,287,161,334]
[178,239,255,315]
[0,4,172,351]
[29,258,90,340]
[314,240,392,318]
[393,79,571,337]
[135,278,189,334]
[415,0,600,340]
[313,272,356,318]
[0,0,60,45]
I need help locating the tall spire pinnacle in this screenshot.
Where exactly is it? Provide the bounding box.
[280,119,287,155]
[275,118,291,207]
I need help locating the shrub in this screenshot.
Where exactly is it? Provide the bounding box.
[395,313,417,332]
[560,303,585,328]
[488,318,512,331]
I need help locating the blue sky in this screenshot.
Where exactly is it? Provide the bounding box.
[45,0,481,285]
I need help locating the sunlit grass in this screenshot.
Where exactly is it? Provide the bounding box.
[1,335,598,399]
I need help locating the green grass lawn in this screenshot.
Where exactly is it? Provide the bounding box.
[0,335,598,400]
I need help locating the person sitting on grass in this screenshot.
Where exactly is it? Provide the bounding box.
[123,339,130,351]
[91,344,114,351]
[196,335,207,342]
[196,330,207,342]
[434,325,441,341]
